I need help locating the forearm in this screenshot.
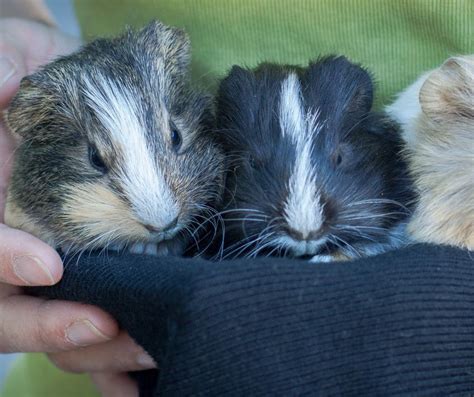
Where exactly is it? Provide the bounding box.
[1,0,55,26]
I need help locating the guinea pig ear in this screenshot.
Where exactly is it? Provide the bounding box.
[306,56,374,119]
[5,75,55,140]
[217,66,256,119]
[420,56,474,122]
[216,65,259,145]
[219,65,256,96]
[138,20,191,76]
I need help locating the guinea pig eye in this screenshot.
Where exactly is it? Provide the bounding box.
[248,156,256,169]
[170,122,182,151]
[333,143,353,169]
[88,146,107,173]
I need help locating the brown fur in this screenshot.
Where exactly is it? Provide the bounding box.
[59,182,148,247]
[4,198,56,246]
[4,21,225,254]
[404,56,474,250]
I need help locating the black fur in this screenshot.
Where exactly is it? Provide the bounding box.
[216,56,414,259]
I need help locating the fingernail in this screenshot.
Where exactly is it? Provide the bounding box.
[66,320,112,347]
[13,255,55,285]
[0,57,16,88]
[136,353,156,368]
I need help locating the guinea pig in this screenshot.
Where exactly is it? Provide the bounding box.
[216,56,414,262]
[387,55,474,250]
[4,20,225,256]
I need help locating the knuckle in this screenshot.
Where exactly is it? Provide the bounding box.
[0,301,12,353]
[35,301,66,351]
[47,352,82,373]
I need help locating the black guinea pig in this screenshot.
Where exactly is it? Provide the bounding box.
[216,56,414,262]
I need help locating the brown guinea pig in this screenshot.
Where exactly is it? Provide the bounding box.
[4,20,225,256]
[387,55,474,250]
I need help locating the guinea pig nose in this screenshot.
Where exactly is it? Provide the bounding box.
[162,216,179,232]
[144,224,161,233]
[287,227,305,241]
[287,227,322,241]
[144,217,179,234]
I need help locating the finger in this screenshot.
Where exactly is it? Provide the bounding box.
[0,121,16,215]
[0,18,81,108]
[0,224,63,286]
[90,372,139,397]
[0,39,26,109]
[0,295,118,353]
[48,331,156,373]
[0,281,21,299]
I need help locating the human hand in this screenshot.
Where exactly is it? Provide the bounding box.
[0,18,155,396]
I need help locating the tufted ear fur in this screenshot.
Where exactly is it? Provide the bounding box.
[135,20,191,79]
[218,65,256,101]
[420,55,474,122]
[5,74,56,140]
[216,65,259,138]
[305,55,374,122]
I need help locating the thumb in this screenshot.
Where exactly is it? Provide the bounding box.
[0,39,27,110]
[0,18,81,109]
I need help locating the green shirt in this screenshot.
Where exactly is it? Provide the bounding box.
[3,1,473,395]
[76,0,473,106]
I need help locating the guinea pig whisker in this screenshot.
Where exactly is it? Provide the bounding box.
[340,211,409,221]
[189,207,226,257]
[184,224,203,251]
[333,225,379,244]
[222,232,264,259]
[329,234,360,258]
[222,238,257,259]
[336,224,388,233]
[225,217,268,223]
[245,230,278,255]
[219,208,268,216]
[195,215,223,254]
[343,113,372,138]
[265,245,282,258]
[346,199,411,212]
[190,208,220,235]
[246,235,277,258]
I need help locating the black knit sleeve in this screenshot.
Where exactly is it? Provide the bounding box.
[31,244,474,396]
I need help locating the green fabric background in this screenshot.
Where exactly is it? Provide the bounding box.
[3,0,473,395]
[75,0,473,106]
[2,354,99,397]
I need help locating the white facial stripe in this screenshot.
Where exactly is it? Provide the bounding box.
[279,73,306,143]
[280,73,325,238]
[82,74,179,229]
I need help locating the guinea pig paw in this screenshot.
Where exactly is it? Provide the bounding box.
[155,239,186,257]
[129,242,147,255]
[108,243,126,252]
[128,242,159,256]
[309,254,334,263]
[144,243,159,256]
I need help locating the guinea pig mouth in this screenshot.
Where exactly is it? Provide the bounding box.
[141,217,182,242]
[147,226,181,243]
[289,242,324,257]
[273,235,328,257]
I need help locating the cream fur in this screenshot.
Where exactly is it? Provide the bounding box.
[389,55,474,250]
